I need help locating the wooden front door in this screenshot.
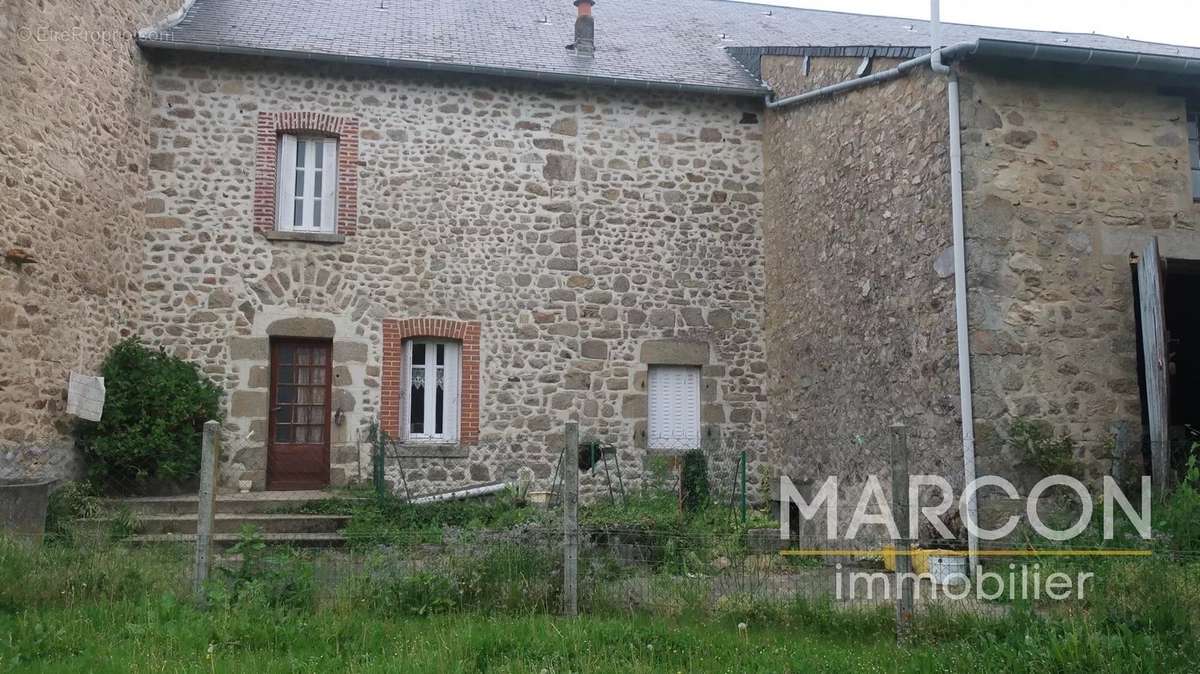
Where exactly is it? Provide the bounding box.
[267,339,332,490]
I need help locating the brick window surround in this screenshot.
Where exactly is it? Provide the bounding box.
[254,112,359,236]
[381,318,481,445]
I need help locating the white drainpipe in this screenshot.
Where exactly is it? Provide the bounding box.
[931,7,981,575]
[761,30,982,572]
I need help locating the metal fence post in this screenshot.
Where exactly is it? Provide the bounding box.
[740,450,748,525]
[371,420,386,501]
[890,423,913,643]
[193,420,221,606]
[563,421,579,617]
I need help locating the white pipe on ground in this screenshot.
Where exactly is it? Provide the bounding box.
[407,482,511,505]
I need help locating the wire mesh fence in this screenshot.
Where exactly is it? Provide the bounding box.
[14,419,1196,648]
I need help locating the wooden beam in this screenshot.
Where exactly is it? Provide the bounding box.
[1137,237,1171,494]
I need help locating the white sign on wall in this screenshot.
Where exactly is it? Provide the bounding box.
[66,372,106,422]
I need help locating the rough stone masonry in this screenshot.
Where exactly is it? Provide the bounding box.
[139,54,770,494]
[0,0,183,481]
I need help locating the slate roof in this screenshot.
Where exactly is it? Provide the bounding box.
[139,0,1200,96]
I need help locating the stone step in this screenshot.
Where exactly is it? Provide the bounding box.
[107,490,364,516]
[126,532,347,549]
[120,513,351,536]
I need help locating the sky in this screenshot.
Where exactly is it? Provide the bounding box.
[737,0,1200,49]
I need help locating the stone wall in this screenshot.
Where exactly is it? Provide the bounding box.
[760,55,963,499]
[0,0,181,480]
[959,63,1200,487]
[139,54,768,494]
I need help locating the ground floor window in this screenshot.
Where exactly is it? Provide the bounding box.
[647,365,701,450]
[406,339,460,442]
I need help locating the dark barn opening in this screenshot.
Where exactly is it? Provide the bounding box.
[1133,258,1200,478]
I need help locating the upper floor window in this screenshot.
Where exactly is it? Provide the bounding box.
[406,339,460,443]
[276,134,337,232]
[1188,111,1200,201]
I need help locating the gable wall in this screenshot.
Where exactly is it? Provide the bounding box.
[760,55,963,504]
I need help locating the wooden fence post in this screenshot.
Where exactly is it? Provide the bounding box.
[563,421,579,617]
[890,424,913,643]
[193,420,221,606]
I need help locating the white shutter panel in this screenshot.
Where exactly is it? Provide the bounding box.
[276,135,297,231]
[402,339,412,438]
[320,138,338,233]
[648,366,701,450]
[446,342,461,442]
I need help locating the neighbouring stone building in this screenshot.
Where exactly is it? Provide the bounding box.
[0,0,183,480]
[5,0,1200,500]
[760,48,1200,497]
[959,63,1200,490]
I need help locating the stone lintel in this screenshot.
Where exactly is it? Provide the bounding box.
[639,339,709,365]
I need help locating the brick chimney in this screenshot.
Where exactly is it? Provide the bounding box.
[573,0,595,56]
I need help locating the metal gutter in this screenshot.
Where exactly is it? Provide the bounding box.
[763,39,1200,111]
[764,42,977,109]
[134,36,770,99]
[969,38,1200,75]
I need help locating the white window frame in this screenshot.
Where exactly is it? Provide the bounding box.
[647,365,702,451]
[403,339,461,443]
[276,134,338,233]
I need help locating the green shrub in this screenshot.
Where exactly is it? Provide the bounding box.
[76,338,221,493]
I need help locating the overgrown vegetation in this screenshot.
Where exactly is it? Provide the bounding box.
[43,481,137,543]
[75,338,222,493]
[349,543,561,617]
[211,526,315,611]
[1157,449,1200,553]
[17,433,1200,670]
[340,488,544,547]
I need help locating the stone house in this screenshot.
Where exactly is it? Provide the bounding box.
[5,0,1200,499]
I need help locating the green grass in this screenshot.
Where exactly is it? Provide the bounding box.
[2,589,1194,673]
[1,535,1197,673]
